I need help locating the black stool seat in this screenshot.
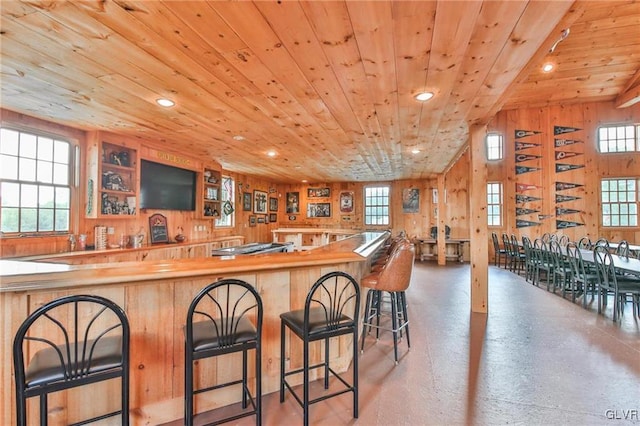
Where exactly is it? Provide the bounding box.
[281,307,354,337]
[25,336,123,387]
[191,317,257,351]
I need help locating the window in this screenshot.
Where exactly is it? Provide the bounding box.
[364,185,390,226]
[215,176,235,227]
[598,124,639,153]
[487,182,503,226]
[1,128,72,234]
[486,133,503,160]
[601,178,638,227]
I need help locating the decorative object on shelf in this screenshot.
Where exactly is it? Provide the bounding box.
[94,226,107,250]
[149,213,169,244]
[249,215,257,227]
[307,202,331,218]
[242,192,252,211]
[102,170,130,192]
[205,187,218,200]
[307,187,330,198]
[339,191,354,214]
[175,227,186,243]
[402,188,419,213]
[253,190,268,214]
[286,192,299,214]
[269,197,278,212]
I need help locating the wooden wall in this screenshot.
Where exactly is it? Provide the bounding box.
[488,100,640,245]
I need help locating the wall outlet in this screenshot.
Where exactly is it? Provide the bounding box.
[107,227,115,234]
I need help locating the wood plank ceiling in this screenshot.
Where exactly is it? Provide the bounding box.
[1,1,639,183]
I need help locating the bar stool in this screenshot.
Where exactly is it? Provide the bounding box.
[185,278,263,425]
[360,239,415,364]
[13,294,130,426]
[279,271,360,426]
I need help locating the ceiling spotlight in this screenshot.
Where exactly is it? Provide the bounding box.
[542,62,555,73]
[415,92,434,102]
[232,135,245,141]
[267,150,277,157]
[156,98,175,108]
[411,148,421,154]
[302,179,308,183]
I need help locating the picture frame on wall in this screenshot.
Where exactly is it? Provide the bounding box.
[402,188,419,213]
[286,192,300,214]
[257,216,266,224]
[307,202,331,218]
[243,192,252,211]
[308,187,331,198]
[339,191,354,214]
[269,197,278,212]
[269,213,277,222]
[253,190,268,214]
[249,215,256,227]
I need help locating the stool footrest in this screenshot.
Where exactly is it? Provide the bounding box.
[282,365,354,409]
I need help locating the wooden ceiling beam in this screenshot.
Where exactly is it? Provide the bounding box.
[615,67,640,108]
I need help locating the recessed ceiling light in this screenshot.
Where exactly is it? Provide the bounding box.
[411,148,420,154]
[267,150,277,157]
[233,135,245,141]
[542,63,555,73]
[156,98,175,107]
[302,179,308,183]
[415,92,434,102]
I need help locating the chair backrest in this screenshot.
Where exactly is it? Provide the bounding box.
[13,294,129,391]
[549,240,566,271]
[304,271,360,334]
[566,242,591,282]
[577,236,592,249]
[615,240,630,258]
[186,279,263,350]
[594,245,617,290]
[502,233,512,253]
[510,234,520,255]
[430,225,451,239]
[558,235,570,246]
[491,232,500,250]
[376,240,416,292]
[594,238,610,249]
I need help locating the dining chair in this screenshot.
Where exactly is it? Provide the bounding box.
[550,240,572,296]
[577,236,592,250]
[510,234,526,274]
[533,239,554,289]
[593,246,640,321]
[521,236,536,283]
[491,232,507,268]
[566,242,599,307]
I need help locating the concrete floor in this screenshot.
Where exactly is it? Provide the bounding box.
[175,262,640,426]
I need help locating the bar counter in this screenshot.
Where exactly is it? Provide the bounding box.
[0,231,388,425]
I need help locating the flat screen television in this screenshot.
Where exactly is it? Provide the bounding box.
[140,159,197,211]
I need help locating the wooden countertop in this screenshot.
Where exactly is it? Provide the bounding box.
[0,231,388,293]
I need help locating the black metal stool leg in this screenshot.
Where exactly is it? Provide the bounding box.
[390,292,399,364]
[401,291,410,349]
[280,320,286,403]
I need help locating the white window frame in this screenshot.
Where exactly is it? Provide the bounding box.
[600,178,638,227]
[215,176,235,228]
[364,185,390,226]
[1,127,74,235]
[597,123,640,153]
[486,133,504,161]
[487,182,503,226]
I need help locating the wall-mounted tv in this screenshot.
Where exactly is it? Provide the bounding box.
[140,159,197,211]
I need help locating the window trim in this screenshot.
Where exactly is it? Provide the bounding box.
[215,175,235,228]
[0,125,79,237]
[485,132,504,161]
[487,181,503,227]
[596,123,640,154]
[600,177,638,228]
[363,184,390,227]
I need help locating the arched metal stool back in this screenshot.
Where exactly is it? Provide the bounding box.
[13,294,130,426]
[279,271,360,426]
[185,279,263,425]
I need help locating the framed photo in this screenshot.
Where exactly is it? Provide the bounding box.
[307,202,331,218]
[249,215,256,227]
[253,190,268,214]
[339,191,354,214]
[243,192,252,211]
[286,192,300,214]
[269,213,277,222]
[288,215,296,221]
[149,213,169,244]
[269,197,278,212]
[257,216,266,224]
[308,187,330,198]
[402,188,419,213]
